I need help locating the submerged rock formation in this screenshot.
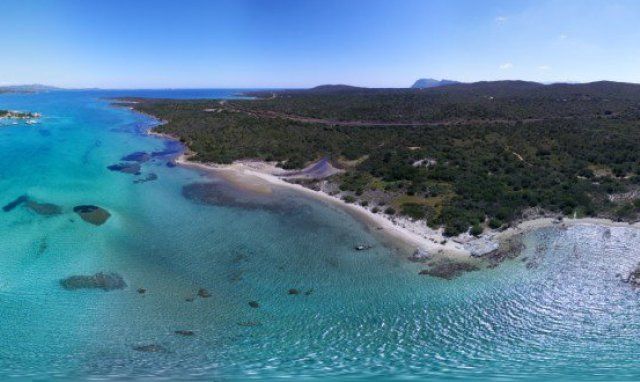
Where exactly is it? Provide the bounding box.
[2,195,28,212]
[26,200,62,216]
[107,162,141,175]
[121,151,151,162]
[60,272,127,291]
[133,344,167,353]
[73,205,111,225]
[419,260,479,280]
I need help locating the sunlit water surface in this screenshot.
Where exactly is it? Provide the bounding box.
[1,90,640,381]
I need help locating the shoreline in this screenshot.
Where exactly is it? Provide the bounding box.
[140,112,640,260]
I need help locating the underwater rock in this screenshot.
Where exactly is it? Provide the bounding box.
[60,272,127,291]
[166,161,176,168]
[185,297,195,302]
[304,288,314,296]
[237,321,261,327]
[3,195,28,212]
[107,162,141,175]
[121,151,151,162]
[133,173,158,184]
[419,260,479,280]
[137,288,147,294]
[197,288,211,298]
[248,300,260,308]
[354,244,373,251]
[133,344,167,353]
[73,205,111,225]
[288,288,300,295]
[484,235,525,266]
[175,330,195,336]
[26,200,62,216]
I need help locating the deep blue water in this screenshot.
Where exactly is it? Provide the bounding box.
[2,90,640,381]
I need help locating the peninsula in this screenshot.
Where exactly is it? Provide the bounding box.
[121,80,640,254]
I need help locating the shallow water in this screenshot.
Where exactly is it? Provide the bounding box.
[2,90,640,380]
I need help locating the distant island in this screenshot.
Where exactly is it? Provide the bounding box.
[0,84,61,94]
[411,78,461,89]
[120,80,640,247]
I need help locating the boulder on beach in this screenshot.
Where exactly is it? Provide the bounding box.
[26,200,62,216]
[60,272,127,291]
[73,205,111,225]
[107,162,141,175]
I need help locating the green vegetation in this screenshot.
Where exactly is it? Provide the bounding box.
[125,81,640,236]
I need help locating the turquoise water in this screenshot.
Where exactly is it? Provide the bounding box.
[2,91,640,380]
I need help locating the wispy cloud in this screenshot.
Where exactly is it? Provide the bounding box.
[495,16,508,23]
[499,62,513,70]
[538,65,551,71]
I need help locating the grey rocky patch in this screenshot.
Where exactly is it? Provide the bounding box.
[465,239,500,257]
[484,234,525,266]
[408,248,432,263]
[623,264,640,286]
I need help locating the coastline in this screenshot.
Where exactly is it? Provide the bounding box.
[143,116,640,261]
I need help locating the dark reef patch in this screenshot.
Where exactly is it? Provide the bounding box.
[182,181,294,213]
[134,173,158,184]
[26,200,62,216]
[107,162,142,175]
[3,195,28,212]
[175,330,195,337]
[150,140,182,158]
[419,260,479,280]
[121,151,151,162]
[60,272,127,291]
[73,205,111,226]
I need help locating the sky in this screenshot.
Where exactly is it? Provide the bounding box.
[1,0,640,88]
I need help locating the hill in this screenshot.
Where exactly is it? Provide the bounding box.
[412,78,460,88]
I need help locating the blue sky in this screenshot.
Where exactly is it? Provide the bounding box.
[1,0,639,88]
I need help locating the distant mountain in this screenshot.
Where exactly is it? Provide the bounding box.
[412,78,460,89]
[0,84,61,93]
